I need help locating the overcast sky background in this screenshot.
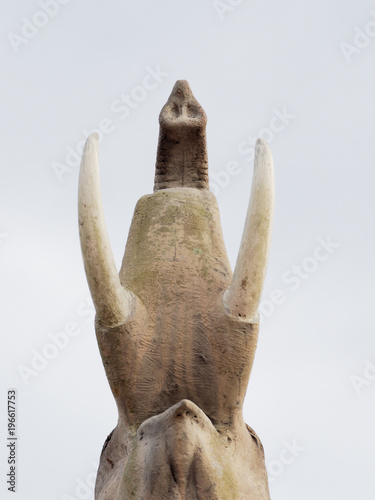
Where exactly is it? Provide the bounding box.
[1,1,375,499]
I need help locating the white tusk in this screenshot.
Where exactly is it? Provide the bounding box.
[223,138,274,321]
[78,133,135,326]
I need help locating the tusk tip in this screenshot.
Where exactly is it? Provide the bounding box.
[254,138,273,171]
[83,132,100,153]
[80,133,100,179]
[255,137,271,155]
[87,131,100,143]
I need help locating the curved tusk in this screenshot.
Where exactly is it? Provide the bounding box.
[78,133,135,326]
[223,138,274,321]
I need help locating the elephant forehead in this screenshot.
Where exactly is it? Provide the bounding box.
[119,188,232,310]
[122,188,227,254]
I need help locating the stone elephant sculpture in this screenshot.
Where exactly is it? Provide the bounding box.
[78,80,274,499]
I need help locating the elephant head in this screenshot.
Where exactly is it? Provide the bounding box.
[78,80,274,499]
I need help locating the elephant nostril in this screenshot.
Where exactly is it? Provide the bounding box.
[171,103,179,118]
[187,104,200,118]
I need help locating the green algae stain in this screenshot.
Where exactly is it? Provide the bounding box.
[121,190,225,296]
[209,433,240,499]
[121,438,140,497]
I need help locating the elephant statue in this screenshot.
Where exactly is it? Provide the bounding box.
[78,80,274,499]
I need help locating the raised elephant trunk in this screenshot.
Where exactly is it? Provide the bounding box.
[78,80,274,499]
[154,80,209,190]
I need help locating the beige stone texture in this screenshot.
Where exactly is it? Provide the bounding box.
[78,81,274,499]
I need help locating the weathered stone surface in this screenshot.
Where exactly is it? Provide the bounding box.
[78,81,274,499]
[154,80,209,191]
